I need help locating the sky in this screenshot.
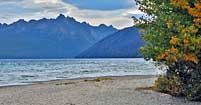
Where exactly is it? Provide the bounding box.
[0,0,143,29]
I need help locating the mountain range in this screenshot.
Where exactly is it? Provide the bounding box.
[0,14,143,59]
[77,27,144,58]
[0,14,117,58]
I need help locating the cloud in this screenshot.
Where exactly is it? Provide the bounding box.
[0,0,142,29]
[62,0,136,10]
[33,0,60,4]
[67,8,142,29]
[0,0,24,3]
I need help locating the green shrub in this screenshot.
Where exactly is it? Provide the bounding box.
[134,0,201,101]
[185,81,201,101]
[154,75,183,97]
[167,75,183,96]
[154,76,169,93]
[184,65,201,101]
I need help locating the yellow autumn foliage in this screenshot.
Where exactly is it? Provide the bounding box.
[184,54,198,64]
[170,36,179,45]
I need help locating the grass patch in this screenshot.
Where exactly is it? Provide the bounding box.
[135,86,154,91]
[84,77,113,82]
[56,82,76,86]
[65,103,76,105]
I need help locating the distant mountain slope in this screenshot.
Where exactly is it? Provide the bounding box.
[77,27,144,58]
[0,14,117,58]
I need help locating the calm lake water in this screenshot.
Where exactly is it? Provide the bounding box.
[0,58,160,86]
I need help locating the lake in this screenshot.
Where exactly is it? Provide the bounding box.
[0,58,160,86]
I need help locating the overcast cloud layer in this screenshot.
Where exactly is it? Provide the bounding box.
[0,0,142,29]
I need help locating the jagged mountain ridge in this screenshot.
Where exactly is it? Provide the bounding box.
[0,14,117,58]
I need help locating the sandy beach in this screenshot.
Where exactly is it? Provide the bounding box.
[0,75,200,105]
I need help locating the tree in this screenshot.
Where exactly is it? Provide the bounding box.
[135,0,201,100]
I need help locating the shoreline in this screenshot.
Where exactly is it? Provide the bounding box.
[0,75,157,88]
[0,75,200,105]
